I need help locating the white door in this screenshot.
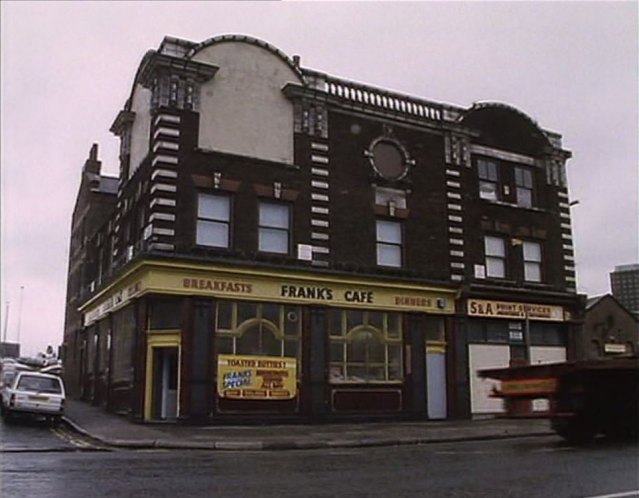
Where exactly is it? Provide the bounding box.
[468,344,510,415]
[159,348,178,420]
[426,351,447,419]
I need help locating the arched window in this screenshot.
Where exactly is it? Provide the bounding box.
[329,309,403,383]
[237,319,282,357]
[214,301,301,361]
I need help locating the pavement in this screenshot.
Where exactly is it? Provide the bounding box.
[62,399,555,451]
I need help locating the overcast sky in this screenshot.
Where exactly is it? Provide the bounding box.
[1,1,637,357]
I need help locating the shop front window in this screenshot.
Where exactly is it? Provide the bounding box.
[329,309,403,383]
[214,301,301,363]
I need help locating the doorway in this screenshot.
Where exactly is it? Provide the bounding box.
[426,343,447,419]
[152,347,178,420]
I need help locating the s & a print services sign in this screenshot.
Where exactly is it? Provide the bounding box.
[467,299,565,322]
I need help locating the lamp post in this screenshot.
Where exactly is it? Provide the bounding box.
[17,286,24,344]
[2,301,9,343]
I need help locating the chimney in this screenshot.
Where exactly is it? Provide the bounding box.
[83,143,101,175]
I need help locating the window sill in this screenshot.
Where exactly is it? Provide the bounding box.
[480,198,549,214]
[195,147,301,171]
[330,380,404,386]
[472,278,555,290]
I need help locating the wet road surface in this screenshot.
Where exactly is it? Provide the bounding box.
[0,416,95,452]
[1,418,638,498]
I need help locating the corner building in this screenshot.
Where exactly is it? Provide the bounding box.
[63,35,583,423]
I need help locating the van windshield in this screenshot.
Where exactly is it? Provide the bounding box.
[17,375,62,394]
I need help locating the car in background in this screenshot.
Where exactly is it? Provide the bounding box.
[1,371,65,425]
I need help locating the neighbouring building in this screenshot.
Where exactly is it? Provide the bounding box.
[610,264,639,318]
[63,144,118,396]
[0,342,20,359]
[580,294,639,359]
[63,35,584,423]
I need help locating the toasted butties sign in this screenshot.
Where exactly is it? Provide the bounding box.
[217,355,297,400]
[467,299,565,322]
[82,262,455,326]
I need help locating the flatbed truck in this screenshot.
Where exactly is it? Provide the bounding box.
[479,355,638,443]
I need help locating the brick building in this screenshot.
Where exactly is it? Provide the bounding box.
[63,35,583,422]
[63,144,118,397]
[580,294,639,359]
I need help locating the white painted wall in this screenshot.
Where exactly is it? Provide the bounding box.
[469,344,510,414]
[530,346,566,365]
[129,84,152,179]
[192,42,299,164]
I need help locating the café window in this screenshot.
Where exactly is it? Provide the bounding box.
[515,166,534,208]
[328,309,403,383]
[485,236,507,279]
[477,158,500,201]
[376,220,402,268]
[259,202,290,254]
[215,301,301,361]
[523,241,542,282]
[196,193,231,248]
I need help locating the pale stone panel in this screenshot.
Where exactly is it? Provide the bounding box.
[129,84,152,178]
[193,42,300,164]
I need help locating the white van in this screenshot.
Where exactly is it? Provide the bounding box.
[1,371,66,425]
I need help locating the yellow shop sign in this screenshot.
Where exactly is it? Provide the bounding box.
[217,354,297,400]
[467,299,565,322]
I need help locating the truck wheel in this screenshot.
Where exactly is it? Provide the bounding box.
[603,421,639,441]
[552,417,596,444]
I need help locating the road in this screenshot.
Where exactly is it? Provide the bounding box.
[1,418,638,498]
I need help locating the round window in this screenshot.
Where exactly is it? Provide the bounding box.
[371,140,406,180]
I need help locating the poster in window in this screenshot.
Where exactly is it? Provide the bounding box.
[217,354,297,400]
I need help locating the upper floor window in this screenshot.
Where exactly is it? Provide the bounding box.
[485,236,506,278]
[196,193,231,248]
[515,167,534,208]
[376,220,402,268]
[477,159,499,201]
[259,202,290,254]
[523,241,542,282]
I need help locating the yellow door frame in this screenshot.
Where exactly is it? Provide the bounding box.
[144,331,182,421]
